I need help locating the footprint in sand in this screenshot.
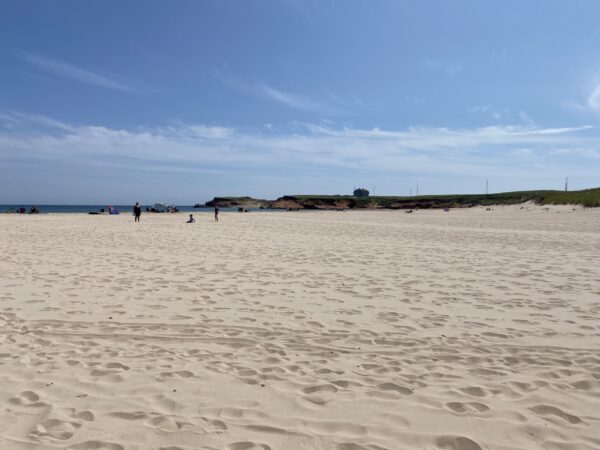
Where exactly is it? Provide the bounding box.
[445,402,490,414]
[300,395,332,407]
[9,391,48,407]
[335,444,385,450]
[109,411,149,420]
[89,362,130,377]
[70,410,95,422]
[435,435,482,450]
[159,447,205,450]
[67,440,125,450]
[457,387,487,397]
[158,370,195,380]
[529,405,583,424]
[228,442,271,450]
[301,384,338,395]
[109,411,226,435]
[145,416,191,432]
[31,418,82,441]
[376,382,413,395]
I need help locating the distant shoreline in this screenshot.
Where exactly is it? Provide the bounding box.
[4,188,599,214]
[0,205,270,214]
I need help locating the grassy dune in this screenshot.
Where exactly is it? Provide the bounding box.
[205,188,600,209]
[287,187,600,208]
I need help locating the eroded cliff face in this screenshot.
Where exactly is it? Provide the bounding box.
[204,197,271,208]
[203,196,472,210]
[270,196,356,210]
[269,198,303,210]
[269,196,471,210]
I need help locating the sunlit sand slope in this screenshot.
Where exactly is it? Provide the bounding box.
[1,205,599,450]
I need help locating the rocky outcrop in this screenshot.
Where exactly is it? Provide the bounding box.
[270,196,355,210]
[203,197,270,208]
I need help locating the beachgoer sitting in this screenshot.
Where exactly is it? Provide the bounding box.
[187,214,195,223]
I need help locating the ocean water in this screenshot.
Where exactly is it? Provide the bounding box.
[0,205,273,214]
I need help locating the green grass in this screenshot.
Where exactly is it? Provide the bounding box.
[537,188,600,207]
[284,188,600,208]
[207,188,600,208]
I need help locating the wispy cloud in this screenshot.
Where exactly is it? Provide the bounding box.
[259,84,338,113]
[0,111,76,132]
[214,69,342,114]
[468,104,506,119]
[21,53,133,92]
[418,57,463,76]
[588,83,600,112]
[519,111,535,126]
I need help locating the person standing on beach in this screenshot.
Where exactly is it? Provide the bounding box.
[133,202,142,222]
[214,205,219,222]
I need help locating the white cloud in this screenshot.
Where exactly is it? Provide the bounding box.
[259,84,339,113]
[519,111,535,126]
[1,111,77,132]
[468,104,510,121]
[0,112,597,181]
[21,53,133,92]
[588,83,600,112]
[213,69,342,114]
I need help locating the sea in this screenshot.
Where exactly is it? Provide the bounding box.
[0,205,273,214]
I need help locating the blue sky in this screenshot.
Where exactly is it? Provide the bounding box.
[1,0,600,204]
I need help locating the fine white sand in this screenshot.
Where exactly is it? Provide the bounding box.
[1,205,600,450]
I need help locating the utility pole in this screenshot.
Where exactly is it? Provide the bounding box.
[409,189,412,197]
[485,180,488,195]
[565,177,568,192]
[416,184,419,196]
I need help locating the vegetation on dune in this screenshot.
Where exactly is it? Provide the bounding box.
[202,196,270,207]
[535,189,600,207]
[284,188,600,208]
[203,188,600,209]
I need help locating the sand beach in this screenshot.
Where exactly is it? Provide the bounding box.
[1,205,599,450]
